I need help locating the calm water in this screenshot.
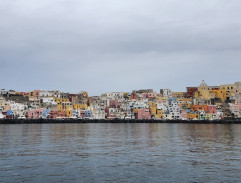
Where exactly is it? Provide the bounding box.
[0,123,241,183]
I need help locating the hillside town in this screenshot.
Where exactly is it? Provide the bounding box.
[0,81,241,120]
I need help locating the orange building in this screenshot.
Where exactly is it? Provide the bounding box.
[187,112,200,120]
[191,105,208,112]
[29,90,40,99]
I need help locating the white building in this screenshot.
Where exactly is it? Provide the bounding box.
[39,90,61,98]
[92,109,105,119]
[102,92,125,100]
[0,89,9,96]
[39,91,53,98]
[42,97,57,105]
[160,89,172,98]
[167,101,181,119]
[0,97,6,111]
[100,98,110,109]
[133,99,149,109]
[157,103,168,113]
[10,102,26,111]
[6,101,27,117]
[229,103,241,118]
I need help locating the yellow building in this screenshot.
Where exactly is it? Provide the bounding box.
[133,108,139,114]
[0,97,6,110]
[194,80,219,100]
[65,109,73,118]
[172,92,187,98]
[155,109,164,119]
[79,91,88,98]
[149,102,157,116]
[220,84,236,91]
[62,102,73,111]
[205,113,211,120]
[220,83,237,100]
[74,104,87,110]
[55,98,70,105]
[57,104,63,112]
[212,89,226,101]
[123,92,129,99]
[155,97,168,103]
[177,98,192,109]
[56,99,73,112]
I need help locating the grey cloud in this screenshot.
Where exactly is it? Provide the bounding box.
[1,0,241,95]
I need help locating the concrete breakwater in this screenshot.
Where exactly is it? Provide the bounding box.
[0,119,241,124]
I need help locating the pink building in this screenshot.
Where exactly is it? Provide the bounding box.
[4,104,11,112]
[229,104,241,112]
[207,105,217,114]
[236,99,241,104]
[19,92,29,97]
[109,100,120,108]
[142,93,148,99]
[107,113,115,119]
[49,110,66,119]
[147,93,161,99]
[137,109,151,119]
[131,92,138,100]
[28,109,43,119]
[105,107,109,114]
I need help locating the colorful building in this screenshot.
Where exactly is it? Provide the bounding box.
[186,87,198,98]
[137,109,151,119]
[28,109,43,119]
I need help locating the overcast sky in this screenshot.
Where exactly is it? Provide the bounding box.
[1,0,241,95]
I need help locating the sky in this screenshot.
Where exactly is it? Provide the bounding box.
[1,0,241,96]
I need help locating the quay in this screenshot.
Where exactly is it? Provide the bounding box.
[1,119,241,124]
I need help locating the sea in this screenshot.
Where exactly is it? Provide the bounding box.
[0,123,241,183]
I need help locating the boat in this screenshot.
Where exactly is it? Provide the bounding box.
[18,116,26,119]
[0,113,4,119]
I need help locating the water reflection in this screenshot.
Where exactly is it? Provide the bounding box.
[1,123,241,183]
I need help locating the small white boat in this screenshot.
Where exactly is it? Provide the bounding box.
[18,116,26,119]
[0,113,4,119]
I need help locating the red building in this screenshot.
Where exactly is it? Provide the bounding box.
[131,92,138,100]
[109,100,120,108]
[186,87,198,98]
[49,111,66,119]
[207,105,217,114]
[68,94,77,103]
[2,111,14,119]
